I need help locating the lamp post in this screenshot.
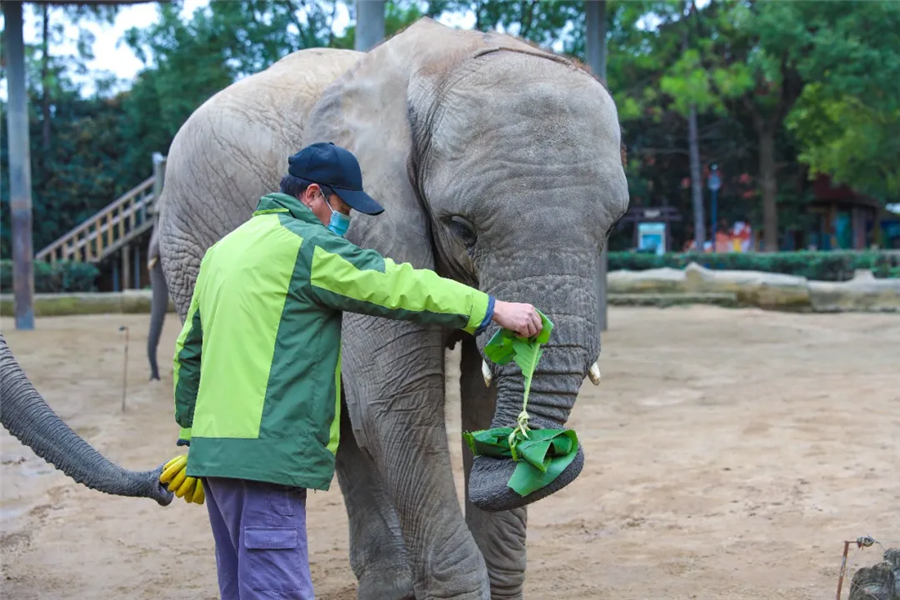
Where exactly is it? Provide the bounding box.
[708,164,721,252]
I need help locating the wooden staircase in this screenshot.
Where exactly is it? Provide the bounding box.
[36,176,158,264]
[34,154,167,291]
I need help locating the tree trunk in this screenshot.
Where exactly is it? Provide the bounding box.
[758,126,779,251]
[688,105,705,250]
[683,8,704,252]
[585,0,608,332]
[41,3,51,150]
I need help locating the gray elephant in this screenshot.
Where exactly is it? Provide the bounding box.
[0,333,173,506]
[149,18,627,599]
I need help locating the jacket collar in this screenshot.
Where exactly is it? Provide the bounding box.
[253,192,322,225]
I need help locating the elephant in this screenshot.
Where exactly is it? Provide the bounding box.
[148,18,628,600]
[0,333,173,506]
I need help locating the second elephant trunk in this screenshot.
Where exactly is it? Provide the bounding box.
[0,334,173,506]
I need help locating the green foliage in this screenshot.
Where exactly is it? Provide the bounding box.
[432,1,580,47]
[0,260,99,293]
[773,1,900,199]
[607,251,900,282]
[2,0,897,263]
[787,88,900,201]
[0,78,148,259]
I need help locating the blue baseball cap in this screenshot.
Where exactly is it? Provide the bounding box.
[287,142,384,215]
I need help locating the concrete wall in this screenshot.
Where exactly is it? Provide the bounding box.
[609,264,900,313]
[0,291,175,317]
[2,264,897,316]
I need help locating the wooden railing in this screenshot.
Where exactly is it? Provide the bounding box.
[36,177,156,264]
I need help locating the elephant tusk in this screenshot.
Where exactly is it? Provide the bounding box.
[147,257,158,270]
[588,362,602,386]
[482,360,492,388]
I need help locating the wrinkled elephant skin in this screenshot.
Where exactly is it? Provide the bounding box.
[151,18,627,600]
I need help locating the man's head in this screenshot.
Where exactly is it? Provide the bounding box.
[280,176,351,228]
[279,142,384,235]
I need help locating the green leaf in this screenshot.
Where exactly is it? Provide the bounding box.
[463,427,579,497]
[511,338,543,413]
[483,309,554,365]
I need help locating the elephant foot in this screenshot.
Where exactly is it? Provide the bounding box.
[357,568,415,600]
[468,445,584,513]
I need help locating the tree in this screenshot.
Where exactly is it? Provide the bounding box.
[657,0,899,250]
[782,1,900,201]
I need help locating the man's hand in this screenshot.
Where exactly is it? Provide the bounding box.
[492,300,543,338]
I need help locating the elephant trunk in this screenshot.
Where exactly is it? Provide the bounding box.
[0,334,173,506]
[468,260,600,513]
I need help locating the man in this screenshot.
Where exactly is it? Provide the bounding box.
[171,142,542,599]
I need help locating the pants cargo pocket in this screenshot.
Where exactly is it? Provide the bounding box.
[244,527,302,592]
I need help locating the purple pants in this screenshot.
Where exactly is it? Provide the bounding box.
[204,477,314,600]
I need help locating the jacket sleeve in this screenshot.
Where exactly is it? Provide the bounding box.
[172,280,203,446]
[306,234,495,335]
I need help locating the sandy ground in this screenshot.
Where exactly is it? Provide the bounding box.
[1,307,898,600]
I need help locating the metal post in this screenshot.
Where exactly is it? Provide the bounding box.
[586,0,608,331]
[708,164,721,252]
[122,244,131,290]
[355,1,386,52]
[152,152,166,205]
[4,2,35,330]
[134,246,141,290]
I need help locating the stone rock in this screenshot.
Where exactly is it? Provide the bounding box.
[849,548,900,600]
[808,277,900,313]
[683,262,811,310]
[0,291,176,317]
[608,268,687,294]
[608,292,738,308]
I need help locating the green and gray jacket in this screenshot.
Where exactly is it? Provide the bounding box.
[173,192,494,490]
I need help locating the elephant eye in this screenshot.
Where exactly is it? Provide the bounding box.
[446,215,477,248]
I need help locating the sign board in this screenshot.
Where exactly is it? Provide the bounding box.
[637,222,667,256]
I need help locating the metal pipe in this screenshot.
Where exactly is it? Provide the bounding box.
[354,1,385,52]
[4,1,35,330]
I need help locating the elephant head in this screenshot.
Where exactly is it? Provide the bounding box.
[305,19,628,512]
[1,333,173,506]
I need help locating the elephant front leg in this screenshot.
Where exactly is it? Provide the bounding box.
[460,338,528,599]
[335,395,416,600]
[341,316,490,599]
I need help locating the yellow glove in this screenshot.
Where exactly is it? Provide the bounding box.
[159,454,205,505]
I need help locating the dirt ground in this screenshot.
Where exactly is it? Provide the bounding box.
[1,307,898,600]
